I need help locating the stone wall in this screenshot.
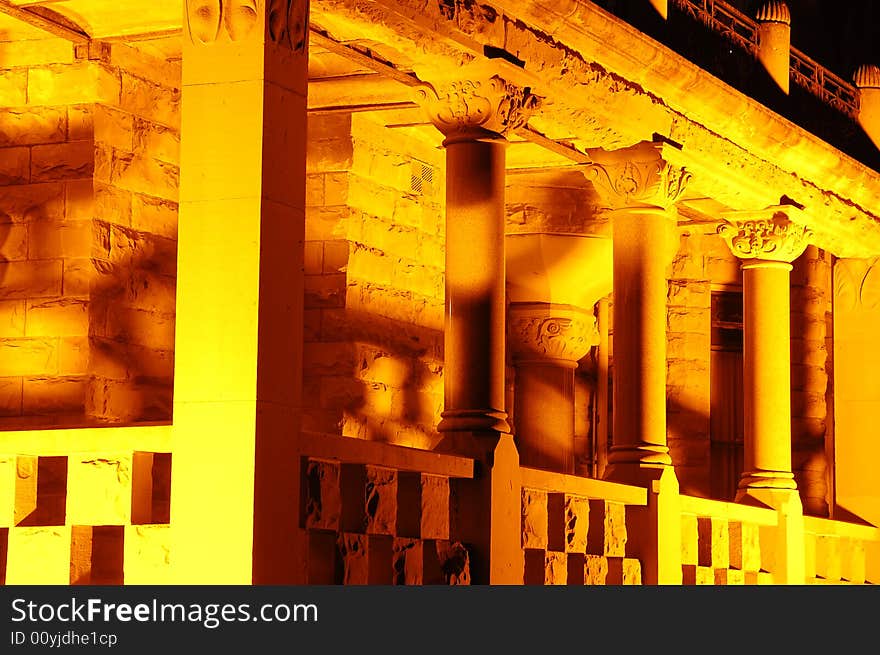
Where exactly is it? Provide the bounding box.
[0,38,178,428]
[303,112,445,448]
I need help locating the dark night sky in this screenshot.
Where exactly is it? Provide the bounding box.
[731,1,880,79]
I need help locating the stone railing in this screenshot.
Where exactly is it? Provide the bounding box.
[669,0,860,116]
[519,467,647,584]
[0,425,172,584]
[299,431,475,584]
[804,516,880,584]
[679,495,777,584]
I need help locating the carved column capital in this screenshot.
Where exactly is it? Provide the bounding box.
[586,141,691,210]
[416,75,540,144]
[508,303,596,366]
[718,207,812,263]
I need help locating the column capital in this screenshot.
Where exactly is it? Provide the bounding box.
[508,303,596,367]
[717,206,812,263]
[415,74,540,144]
[586,141,691,210]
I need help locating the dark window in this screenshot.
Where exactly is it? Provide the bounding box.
[710,291,744,500]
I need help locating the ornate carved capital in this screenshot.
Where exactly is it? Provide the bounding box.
[718,210,811,262]
[508,304,596,365]
[586,141,691,210]
[416,75,540,143]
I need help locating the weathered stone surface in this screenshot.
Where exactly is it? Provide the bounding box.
[118,74,180,128]
[587,499,627,557]
[584,554,608,585]
[0,69,27,106]
[435,540,470,585]
[305,459,341,531]
[392,537,424,585]
[564,494,590,553]
[0,338,58,377]
[66,454,132,525]
[697,516,730,569]
[607,557,642,585]
[420,474,449,540]
[25,298,88,337]
[0,260,62,299]
[33,140,95,183]
[0,183,64,223]
[0,108,66,147]
[0,147,30,186]
[23,376,85,414]
[0,378,23,416]
[521,488,548,549]
[545,551,568,585]
[364,466,397,535]
[682,564,715,585]
[729,521,762,571]
[715,568,745,585]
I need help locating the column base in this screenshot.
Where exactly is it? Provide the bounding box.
[438,408,510,435]
[737,470,797,492]
[605,443,672,480]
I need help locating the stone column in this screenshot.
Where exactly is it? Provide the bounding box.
[171,0,309,583]
[508,304,595,473]
[587,142,690,482]
[417,73,538,450]
[718,210,810,500]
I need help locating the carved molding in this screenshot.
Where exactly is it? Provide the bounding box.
[416,75,540,142]
[586,142,691,210]
[717,213,811,262]
[268,0,309,51]
[508,304,595,364]
[186,0,261,45]
[834,257,880,312]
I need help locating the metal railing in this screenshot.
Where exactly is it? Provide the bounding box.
[669,0,860,117]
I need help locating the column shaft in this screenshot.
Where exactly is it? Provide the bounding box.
[740,261,797,490]
[609,207,672,468]
[439,138,510,434]
[514,361,576,472]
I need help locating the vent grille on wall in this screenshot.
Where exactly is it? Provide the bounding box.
[410,160,434,196]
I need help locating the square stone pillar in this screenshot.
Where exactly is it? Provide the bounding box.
[170,0,308,583]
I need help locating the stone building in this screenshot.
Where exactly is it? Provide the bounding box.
[1,0,879,585]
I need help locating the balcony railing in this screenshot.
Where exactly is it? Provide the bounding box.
[669,0,860,117]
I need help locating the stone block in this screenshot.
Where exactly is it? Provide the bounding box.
[28,219,94,259]
[0,69,27,106]
[118,74,180,128]
[584,554,608,585]
[0,147,30,186]
[130,194,176,238]
[420,474,450,540]
[65,454,132,525]
[840,539,866,584]
[0,456,15,526]
[0,338,59,377]
[744,571,774,585]
[697,516,730,569]
[682,564,715,585]
[0,107,66,148]
[123,524,172,584]
[5,526,71,584]
[521,488,548,549]
[607,557,642,585]
[31,141,94,183]
[307,530,339,584]
[681,514,699,565]
[587,499,627,557]
[715,568,745,585]
[0,300,26,337]
[338,533,393,585]
[563,494,590,553]
[25,298,89,337]
[23,376,85,414]
[109,151,179,200]
[392,537,425,585]
[0,182,64,224]
[304,459,341,531]
[0,378,23,417]
[304,273,347,309]
[132,118,179,164]
[729,521,762,571]
[815,535,842,582]
[434,540,470,585]
[70,524,124,585]
[364,466,397,535]
[545,551,568,585]
[303,241,323,275]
